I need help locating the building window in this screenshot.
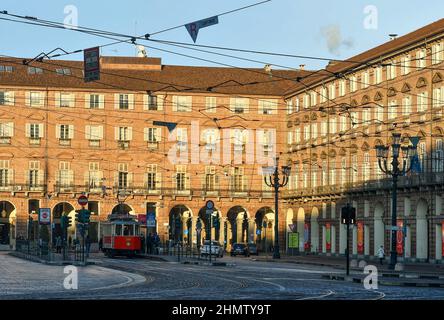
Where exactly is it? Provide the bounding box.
[175,165,188,191]
[341,158,347,185]
[417,49,426,69]
[0,66,13,72]
[231,167,245,192]
[388,100,398,121]
[0,122,13,139]
[295,128,301,144]
[350,76,357,93]
[28,161,41,189]
[401,55,411,75]
[87,162,102,189]
[58,161,73,187]
[259,99,277,115]
[0,91,14,106]
[119,94,129,109]
[286,99,293,114]
[28,67,43,75]
[230,97,248,114]
[417,92,428,113]
[176,128,188,151]
[374,66,382,84]
[117,127,132,141]
[56,68,71,75]
[433,87,444,109]
[433,139,444,173]
[147,95,158,110]
[387,61,397,80]
[362,71,369,89]
[363,153,370,181]
[311,123,318,140]
[204,166,217,191]
[203,129,218,150]
[432,42,444,65]
[205,97,217,113]
[0,160,10,188]
[320,87,327,103]
[89,94,100,109]
[28,91,44,107]
[146,164,158,191]
[339,80,346,97]
[329,161,336,185]
[329,83,336,100]
[26,123,43,141]
[118,163,129,189]
[329,117,337,135]
[173,96,192,112]
[418,142,427,172]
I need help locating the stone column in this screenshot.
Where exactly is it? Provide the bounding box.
[248,218,256,244]
[227,219,232,250]
[236,215,244,243]
[191,216,197,246]
[219,217,226,247]
[182,214,188,243]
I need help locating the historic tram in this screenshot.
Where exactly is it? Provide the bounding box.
[101,214,142,258]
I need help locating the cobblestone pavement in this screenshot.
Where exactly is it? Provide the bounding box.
[2,252,444,300]
[0,253,146,298]
[38,255,444,300]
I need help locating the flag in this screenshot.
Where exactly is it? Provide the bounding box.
[185,16,219,43]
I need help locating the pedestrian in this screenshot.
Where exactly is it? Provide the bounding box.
[140,234,146,254]
[377,245,385,265]
[85,235,91,258]
[55,235,62,253]
[147,233,152,254]
[99,237,103,252]
[154,232,160,254]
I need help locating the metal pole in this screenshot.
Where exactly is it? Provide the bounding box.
[390,171,398,270]
[346,216,350,276]
[209,213,212,264]
[273,161,280,259]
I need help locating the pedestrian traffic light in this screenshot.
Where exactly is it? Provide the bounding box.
[67,216,72,228]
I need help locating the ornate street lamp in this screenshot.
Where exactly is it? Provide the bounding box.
[264,157,291,259]
[375,133,418,270]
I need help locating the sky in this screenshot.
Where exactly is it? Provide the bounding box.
[1,0,444,71]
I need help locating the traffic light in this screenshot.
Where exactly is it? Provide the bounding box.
[83,210,91,223]
[75,210,84,223]
[67,216,72,228]
[341,205,356,225]
[60,215,66,229]
[75,209,91,224]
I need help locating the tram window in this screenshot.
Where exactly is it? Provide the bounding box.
[135,225,140,235]
[123,225,133,236]
[115,224,122,236]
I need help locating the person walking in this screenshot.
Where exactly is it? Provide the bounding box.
[377,245,385,265]
[55,235,62,253]
[147,233,153,254]
[85,235,91,258]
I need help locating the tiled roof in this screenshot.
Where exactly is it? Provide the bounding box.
[284,18,444,96]
[0,56,314,96]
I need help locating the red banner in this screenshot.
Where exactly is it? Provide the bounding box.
[326,223,331,251]
[357,222,364,254]
[397,220,404,255]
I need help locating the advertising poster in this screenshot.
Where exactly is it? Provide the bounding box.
[357,222,364,254]
[304,223,310,250]
[288,232,299,249]
[397,220,404,255]
[326,223,331,251]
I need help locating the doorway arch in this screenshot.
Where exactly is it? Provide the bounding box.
[310,207,319,253]
[0,201,16,247]
[297,208,305,251]
[227,206,249,249]
[169,205,192,244]
[52,202,75,244]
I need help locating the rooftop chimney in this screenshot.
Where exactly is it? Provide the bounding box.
[299,64,305,71]
[389,34,398,40]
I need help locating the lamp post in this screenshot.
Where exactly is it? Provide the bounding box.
[375,133,418,270]
[264,157,291,259]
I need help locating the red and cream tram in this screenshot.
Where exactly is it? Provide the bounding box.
[101,214,142,257]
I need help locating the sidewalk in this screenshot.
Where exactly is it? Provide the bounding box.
[251,254,444,276]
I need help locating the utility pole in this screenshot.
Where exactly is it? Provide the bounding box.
[264,157,291,259]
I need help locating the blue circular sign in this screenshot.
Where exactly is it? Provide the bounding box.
[206,200,214,210]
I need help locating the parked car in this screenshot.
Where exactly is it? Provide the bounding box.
[247,243,259,256]
[200,240,224,258]
[230,243,250,257]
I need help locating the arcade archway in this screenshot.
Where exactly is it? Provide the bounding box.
[0,201,16,247]
[169,205,192,245]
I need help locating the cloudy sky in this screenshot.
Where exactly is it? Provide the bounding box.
[1,0,443,70]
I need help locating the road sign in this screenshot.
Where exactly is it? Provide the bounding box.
[38,208,51,225]
[288,232,299,249]
[84,46,100,82]
[78,195,88,207]
[288,224,296,232]
[206,200,215,210]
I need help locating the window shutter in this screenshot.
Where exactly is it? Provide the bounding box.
[69,93,75,108]
[84,171,89,186]
[128,94,134,110]
[172,96,178,111]
[155,128,162,142]
[258,100,264,114]
[68,170,74,185]
[68,125,74,139]
[55,124,61,139]
[38,170,44,186]
[244,98,249,113]
[5,91,14,106]
[39,124,44,138]
[115,127,119,140]
[128,173,133,187]
[157,95,164,111]
[230,98,235,112]
[143,128,149,141]
[85,125,91,140]
[8,169,14,185]
[98,126,104,140]
[143,94,148,111]
[114,94,119,109]
[99,95,105,109]
[39,92,45,107]
[156,172,162,189]
[127,127,133,141]
[7,122,13,137]
[187,96,192,112]
[25,124,31,137]
[84,94,90,108]
[25,92,31,106]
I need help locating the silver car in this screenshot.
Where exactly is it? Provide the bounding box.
[200,240,224,258]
